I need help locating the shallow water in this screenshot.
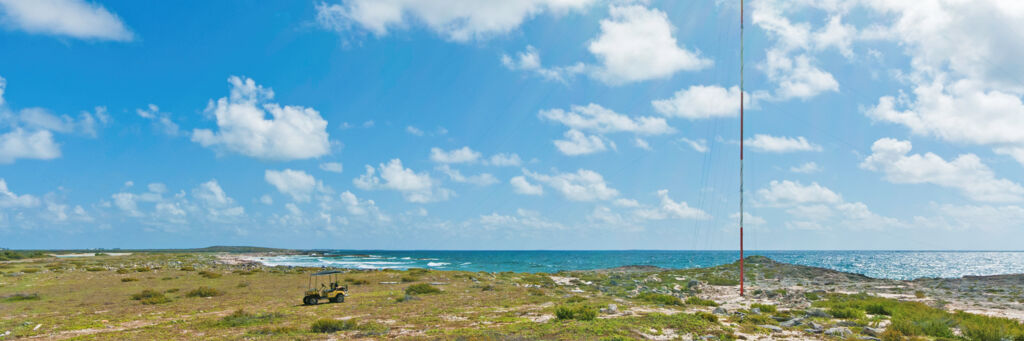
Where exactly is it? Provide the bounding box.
[254,250,1024,280]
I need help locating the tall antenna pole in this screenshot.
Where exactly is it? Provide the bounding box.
[739,0,745,297]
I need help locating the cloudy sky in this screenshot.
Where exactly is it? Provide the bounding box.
[2,0,1023,250]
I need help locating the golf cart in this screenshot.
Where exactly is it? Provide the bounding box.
[303,270,348,305]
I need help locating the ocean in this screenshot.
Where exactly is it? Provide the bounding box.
[252,250,1024,280]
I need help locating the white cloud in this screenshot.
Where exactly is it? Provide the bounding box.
[652,85,743,119]
[0,0,134,41]
[430,146,481,164]
[633,138,650,150]
[751,0,843,100]
[405,125,424,136]
[135,104,179,136]
[731,212,766,226]
[191,180,245,218]
[192,76,331,161]
[757,179,900,230]
[540,103,674,135]
[553,129,608,156]
[679,137,708,153]
[860,138,1024,202]
[613,198,639,207]
[745,134,821,153]
[509,176,543,196]
[913,203,1024,231]
[479,208,564,230]
[0,128,60,163]
[524,169,617,201]
[0,178,40,208]
[588,5,711,84]
[757,180,842,206]
[339,190,388,221]
[315,0,595,42]
[632,189,710,220]
[110,192,140,216]
[259,195,273,205]
[501,45,585,83]
[354,158,453,203]
[265,169,320,202]
[319,162,344,173]
[487,153,522,167]
[437,165,498,186]
[790,161,822,174]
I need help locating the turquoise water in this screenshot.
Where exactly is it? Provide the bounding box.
[253,250,1024,280]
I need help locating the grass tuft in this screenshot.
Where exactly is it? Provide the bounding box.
[310,318,358,333]
[405,283,441,295]
[186,286,224,298]
[685,296,719,307]
[130,289,171,305]
[198,270,222,279]
[637,293,683,306]
[751,303,777,313]
[555,305,598,321]
[2,293,40,302]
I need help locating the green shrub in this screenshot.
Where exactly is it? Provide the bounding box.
[829,307,865,319]
[703,275,739,286]
[914,290,926,299]
[116,268,130,274]
[685,296,719,307]
[165,288,180,293]
[694,311,718,323]
[186,286,224,298]
[555,305,597,321]
[405,283,441,295]
[751,303,776,313]
[21,268,40,274]
[2,293,40,302]
[310,318,358,333]
[400,276,418,283]
[637,293,683,306]
[130,289,171,305]
[86,267,105,272]
[345,278,369,285]
[804,292,820,301]
[527,287,545,296]
[480,284,495,291]
[121,277,139,282]
[237,282,250,288]
[865,303,892,315]
[407,268,429,275]
[180,266,196,271]
[134,267,151,272]
[198,271,221,279]
[217,310,283,327]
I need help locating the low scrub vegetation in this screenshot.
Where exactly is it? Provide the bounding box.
[751,303,777,313]
[310,318,358,333]
[2,293,40,302]
[186,286,224,298]
[121,277,139,282]
[636,292,683,306]
[130,289,171,305]
[405,283,441,295]
[216,310,283,327]
[685,296,719,307]
[198,270,222,279]
[554,305,598,321]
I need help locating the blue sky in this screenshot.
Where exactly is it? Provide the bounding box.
[1,0,1023,250]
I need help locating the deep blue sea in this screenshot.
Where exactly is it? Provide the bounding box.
[253,250,1024,280]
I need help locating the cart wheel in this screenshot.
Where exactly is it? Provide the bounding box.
[304,296,318,305]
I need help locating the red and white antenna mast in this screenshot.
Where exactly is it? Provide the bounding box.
[739,0,746,297]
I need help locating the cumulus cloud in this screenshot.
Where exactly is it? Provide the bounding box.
[487,153,522,167]
[679,137,708,153]
[757,179,900,230]
[191,180,245,218]
[430,146,481,164]
[652,85,744,119]
[339,190,388,221]
[757,180,842,206]
[0,178,40,208]
[501,45,585,83]
[437,165,498,186]
[0,76,107,163]
[540,103,674,135]
[633,189,710,220]
[524,169,617,201]
[319,162,344,173]
[0,0,134,41]
[509,176,543,196]
[265,169,321,202]
[553,129,608,156]
[745,134,821,153]
[135,104,180,136]
[0,128,60,163]
[192,76,331,161]
[315,0,595,42]
[354,159,453,203]
[751,0,844,100]
[588,5,712,84]
[790,161,821,174]
[860,138,1024,202]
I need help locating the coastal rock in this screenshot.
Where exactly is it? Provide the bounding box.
[600,304,618,314]
[837,320,862,327]
[862,327,885,336]
[713,307,728,315]
[751,307,761,314]
[807,309,829,317]
[859,337,881,341]
[825,327,852,338]
[780,317,803,327]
